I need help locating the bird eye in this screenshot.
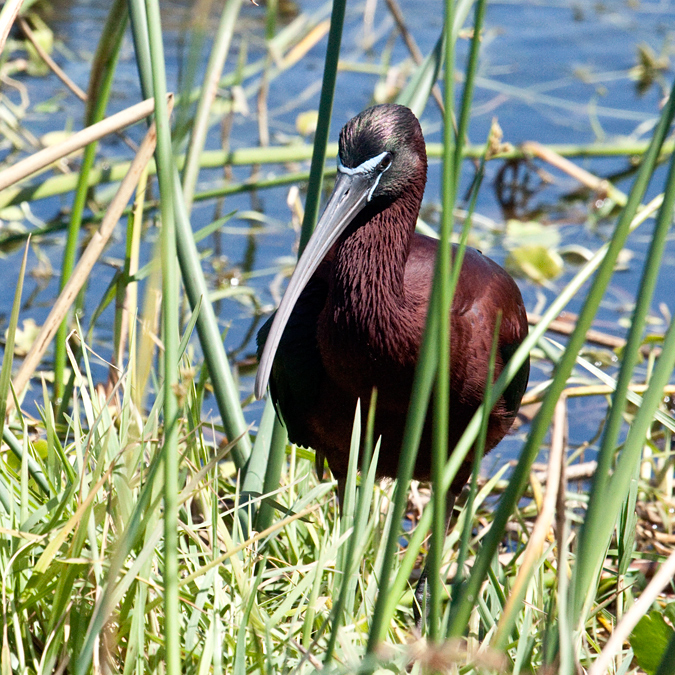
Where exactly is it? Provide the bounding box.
[378,153,393,171]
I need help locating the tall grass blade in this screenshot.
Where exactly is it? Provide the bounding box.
[233,558,265,675]
[0,240,29,442]
[325,432,381,666]
[142,0,182,671]
[182,0,244,210]
[297,0,347,252]
[344,396,380,619]
[572,78,675,630]
[172,169,252,468]
[340,400,361,539]
[447,72,675,643]
[53,0,128,402]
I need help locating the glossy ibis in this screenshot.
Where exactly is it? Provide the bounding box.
[255,103,529,613]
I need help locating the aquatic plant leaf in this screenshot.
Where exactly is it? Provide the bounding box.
[7,318,40,357]
[296,110,319,137]
[24,15,54,77]
[558,244,594,265]
[505,219,561,249]
[630,611,674,675]
[505,245,564,283]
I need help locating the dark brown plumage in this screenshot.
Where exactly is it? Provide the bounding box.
[256,103,529,501]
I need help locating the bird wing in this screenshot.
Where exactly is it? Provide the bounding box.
[451,246,530,419]
[407,235,529,419]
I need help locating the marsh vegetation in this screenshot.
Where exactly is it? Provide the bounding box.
[1,0,675,673]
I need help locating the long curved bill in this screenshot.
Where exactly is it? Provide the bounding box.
[255,169,378,399]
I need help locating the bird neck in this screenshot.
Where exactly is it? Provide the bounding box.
[330,190,422,338]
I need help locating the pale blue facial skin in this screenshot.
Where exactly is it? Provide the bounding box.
[255,152,393,400]
[337,151,392,201]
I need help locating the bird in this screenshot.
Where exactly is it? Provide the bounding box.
[255,103,529,613]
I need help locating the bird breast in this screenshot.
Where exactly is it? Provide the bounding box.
[316,286,425,410]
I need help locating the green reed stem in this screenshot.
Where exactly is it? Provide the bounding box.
[367,0,491,650]
[128,0,152,99]
[254,414,287,533]
[453,0,486,180]
[247,0,346,492]
[453,317,497,592]
[571,78,675,636]
[53,0,127,403]
[429,0,458,640]
[366,294,439,652]
[297,0,347,253]
[242,400,277,502]
[182,0,243,211]
[446,74,675,644]
[4,140,669,212]
[172,169,252,469]
[128,0,252,475]
[143,0,181,671]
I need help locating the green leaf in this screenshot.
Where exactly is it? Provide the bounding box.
[506,245,564,283]
[630,611,675,675]
[0,240,29,442]
[617,474,638,576]
[397,30,444,119]
[295,110,319,137]
[505,219,561,249]
[24,14,54,76]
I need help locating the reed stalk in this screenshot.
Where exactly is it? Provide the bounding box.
[428,0,458,639]
[53,0,128,403]
[571,78,675,643]
[296,0,347,253]
[3,140,672,213]
[141,0,181,671]
[446,74,675,643]
[182,0,243,211]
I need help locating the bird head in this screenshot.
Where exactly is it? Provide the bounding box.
[255,104,427,399]
[337,104,427,203]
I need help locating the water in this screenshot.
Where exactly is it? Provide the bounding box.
[1,0,674,461]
